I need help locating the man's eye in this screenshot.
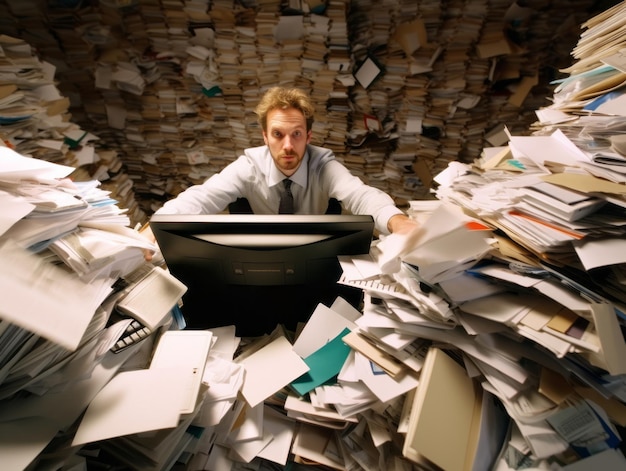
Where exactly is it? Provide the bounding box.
[293,131,302,138]
[272,131,282,138]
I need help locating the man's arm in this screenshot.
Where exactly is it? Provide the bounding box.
[157,155,256,216]
[318,159,417,235]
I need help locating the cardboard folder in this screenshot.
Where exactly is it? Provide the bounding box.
[402,347,482,471]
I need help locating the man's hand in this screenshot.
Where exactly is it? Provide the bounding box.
[387,213,419,235]
[139,224,157,262]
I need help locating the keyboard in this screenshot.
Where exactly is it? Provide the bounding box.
[111,319,152,353]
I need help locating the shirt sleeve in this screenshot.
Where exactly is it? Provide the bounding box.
[320,159,405,235]
[155,156,254,215]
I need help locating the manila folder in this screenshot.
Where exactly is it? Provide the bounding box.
[402,346,482,471]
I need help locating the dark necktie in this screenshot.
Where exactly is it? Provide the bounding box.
[279,179,294,214]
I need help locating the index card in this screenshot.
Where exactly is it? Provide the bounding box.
[292,303,356,358]
[238,336,309,408]
[72,368,188,446]
[329,296,362,322]
[354,56,383,89]
[574,236,626,270]
[508,129,591,170]
[227,402,264,443]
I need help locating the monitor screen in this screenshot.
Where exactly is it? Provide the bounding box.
[150,214,374,334]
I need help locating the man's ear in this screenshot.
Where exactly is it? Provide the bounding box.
[262,131,268,145]
[306,130,312,143]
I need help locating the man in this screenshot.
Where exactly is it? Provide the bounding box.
[143,87,419,334]
[143,86,417,257]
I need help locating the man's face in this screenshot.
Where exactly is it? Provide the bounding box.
[263,107,311,177]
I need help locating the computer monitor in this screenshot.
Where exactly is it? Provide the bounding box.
[150,214,374,335]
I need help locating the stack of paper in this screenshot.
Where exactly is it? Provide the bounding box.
[4,0,596,221]
[0,146,190,470]
[0,34,147,226]
[331,191,626,468]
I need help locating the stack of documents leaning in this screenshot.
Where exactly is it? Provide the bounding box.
[0,147,183,470]
[390,19,626,462]
[337,194,626,470]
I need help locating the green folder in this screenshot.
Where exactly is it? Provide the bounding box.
[290,327,353,396]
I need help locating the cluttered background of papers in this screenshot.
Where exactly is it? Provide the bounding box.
[4,1,626,470]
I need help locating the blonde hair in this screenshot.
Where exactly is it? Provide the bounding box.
[255,87,315,132]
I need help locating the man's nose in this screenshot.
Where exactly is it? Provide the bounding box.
[283,136,294,150]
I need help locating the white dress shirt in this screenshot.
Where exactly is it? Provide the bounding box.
[156,144,404,234]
